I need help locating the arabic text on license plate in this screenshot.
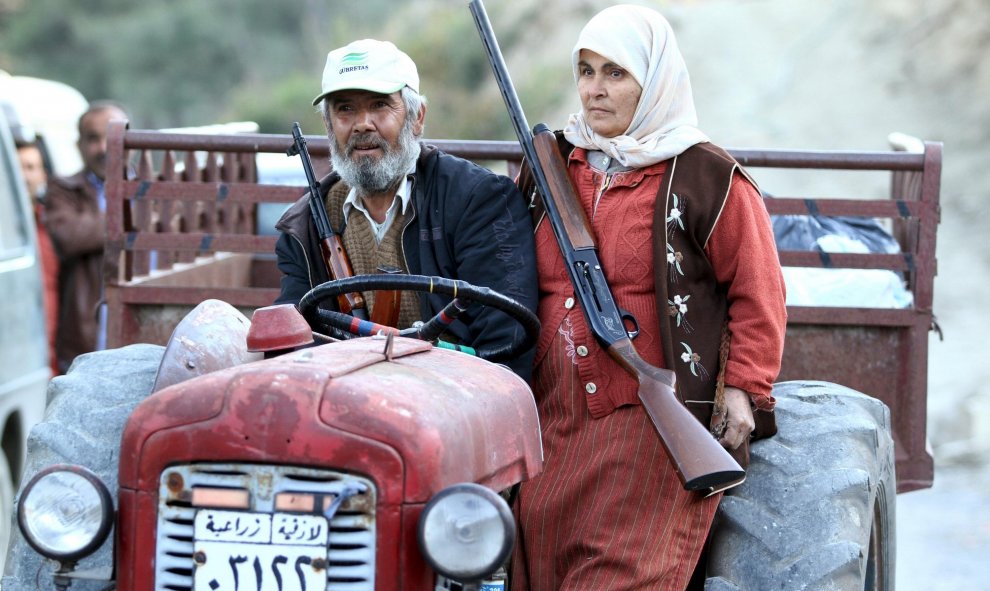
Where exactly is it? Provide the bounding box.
[193,510,329,591]
[193,541,326,591]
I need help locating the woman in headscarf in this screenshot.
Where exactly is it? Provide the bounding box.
[512,5,787,589]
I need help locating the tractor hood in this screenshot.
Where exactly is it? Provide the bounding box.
[119,336,543,504]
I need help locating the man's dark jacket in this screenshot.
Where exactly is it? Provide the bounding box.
[273,143,538,380]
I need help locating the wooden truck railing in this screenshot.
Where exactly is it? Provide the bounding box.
[103,120,941,492]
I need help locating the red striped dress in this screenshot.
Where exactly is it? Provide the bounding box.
[511,148,784,590]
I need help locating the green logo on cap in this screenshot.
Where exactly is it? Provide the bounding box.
[340,51,369,66]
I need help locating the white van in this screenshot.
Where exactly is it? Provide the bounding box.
[0,102,49,570]
[0,71,88,177]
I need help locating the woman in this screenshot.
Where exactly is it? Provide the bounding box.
[512,5,787,589]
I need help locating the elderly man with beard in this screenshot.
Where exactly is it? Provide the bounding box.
[273,39,538,379]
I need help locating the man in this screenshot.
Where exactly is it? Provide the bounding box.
[45,101,129,374]
[274,39,538,379]
[15,136,59,376]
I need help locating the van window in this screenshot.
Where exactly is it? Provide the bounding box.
[0,140,30,256]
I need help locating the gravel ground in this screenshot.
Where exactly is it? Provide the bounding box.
[896,202,990,589]
[895,460,990,589]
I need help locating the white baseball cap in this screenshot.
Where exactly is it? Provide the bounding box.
[312,39,420,105]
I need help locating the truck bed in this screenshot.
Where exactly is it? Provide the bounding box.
[103,121,941,492]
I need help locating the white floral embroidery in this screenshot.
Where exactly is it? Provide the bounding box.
[666,243,684,282]
[666,193,685,232]
[668,294,693,332]
[680,341,710,380]
[558,316,578,364]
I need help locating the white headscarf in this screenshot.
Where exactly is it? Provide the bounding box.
[563,4,709,168]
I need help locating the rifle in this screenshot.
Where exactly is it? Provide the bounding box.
[469,0,745,493]
[287,123,400,326]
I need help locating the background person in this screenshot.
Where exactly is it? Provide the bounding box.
[15,135,59,376]
[274,39,538,379]
[44,101,128,374]
[511,5,787,589]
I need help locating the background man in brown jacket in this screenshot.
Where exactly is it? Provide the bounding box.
[45,101,127,374]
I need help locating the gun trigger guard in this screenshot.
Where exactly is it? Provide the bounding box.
[619,308,640,339]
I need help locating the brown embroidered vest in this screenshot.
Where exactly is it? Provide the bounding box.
[653,143,750,424]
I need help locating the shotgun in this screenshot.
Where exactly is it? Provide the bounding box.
[288,123,400,326]
[469,0,744,493]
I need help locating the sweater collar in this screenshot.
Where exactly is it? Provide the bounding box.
[569,146,669,187]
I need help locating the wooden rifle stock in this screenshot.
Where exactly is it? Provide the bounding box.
[288,123,399,327]
[370,265,403,327]
[317,235,366,317]
[470,0,744,493]
[608,339,746,493]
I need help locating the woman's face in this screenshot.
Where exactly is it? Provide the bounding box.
[577,49,642,138]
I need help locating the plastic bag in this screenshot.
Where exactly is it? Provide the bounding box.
[771,214,912,308]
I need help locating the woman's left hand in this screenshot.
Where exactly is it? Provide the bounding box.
[717,386,756,450]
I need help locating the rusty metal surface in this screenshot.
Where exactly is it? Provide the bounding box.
[245,304,313,352]
[126,286,279,307]
[113,128,929,170]
[121,231,274,252]
[118,179,303,203]
[120,336,542,503]
[764,197,932,217]
[779,323,933,492]
[152,299,262,393]
[312,338,544,501]
[777,251,914,272]
[786,306,922,327]
[731,148,925,170]
[106,253,279,347]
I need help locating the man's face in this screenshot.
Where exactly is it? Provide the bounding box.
[77,107,126,180]
[17,145,47,200]
[326,89,425,195]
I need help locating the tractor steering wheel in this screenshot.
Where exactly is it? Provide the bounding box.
[297,274,540,363]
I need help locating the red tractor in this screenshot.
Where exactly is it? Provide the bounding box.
[8,270,543,590]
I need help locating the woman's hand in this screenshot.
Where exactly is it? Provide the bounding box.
[717,386,756,450]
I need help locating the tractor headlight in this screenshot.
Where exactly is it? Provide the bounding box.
[417,483,514,582]
[17,465,114,562]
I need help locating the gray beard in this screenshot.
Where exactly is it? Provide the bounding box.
[329,119,421,196]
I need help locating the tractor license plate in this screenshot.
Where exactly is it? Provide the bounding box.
[193,510,328,591]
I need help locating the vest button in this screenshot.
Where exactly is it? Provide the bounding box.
[576,345,589,357]
[585,382,597,394]
[564,297,575,309]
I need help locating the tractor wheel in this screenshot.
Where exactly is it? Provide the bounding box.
[2,344,164,590]
[0,452,14,574]
[704,380,896,591]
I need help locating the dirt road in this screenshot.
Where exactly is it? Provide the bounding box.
[895,460,990,589]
